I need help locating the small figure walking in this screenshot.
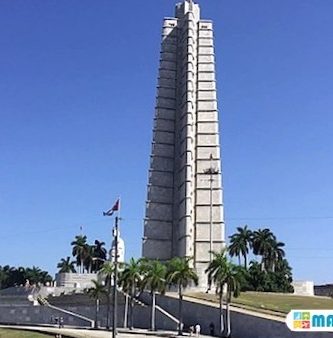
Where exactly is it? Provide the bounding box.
[195,323,201,337]
[209,322,215,336]
[189,325,194,336]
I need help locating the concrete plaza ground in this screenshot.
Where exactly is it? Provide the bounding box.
[0,326,212,338]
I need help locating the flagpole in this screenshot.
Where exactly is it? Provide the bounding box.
[112,199,120,338]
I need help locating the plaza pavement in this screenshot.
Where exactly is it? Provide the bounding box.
[0,325,212,338]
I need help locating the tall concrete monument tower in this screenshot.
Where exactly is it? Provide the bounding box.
[142,0,225,288]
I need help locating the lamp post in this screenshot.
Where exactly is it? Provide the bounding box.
[204,154,219,263]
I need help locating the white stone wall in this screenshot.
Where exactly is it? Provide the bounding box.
[55,273,97,289]
[292,280,314,296]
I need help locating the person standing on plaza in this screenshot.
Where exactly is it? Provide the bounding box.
[195,323,201,337]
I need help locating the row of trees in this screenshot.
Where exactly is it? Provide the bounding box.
[57,235,107,274]
[0,265,52,290]
[87,253,242,338]
[228,226,293,292]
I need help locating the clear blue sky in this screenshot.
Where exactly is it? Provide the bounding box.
[0,0,332,284]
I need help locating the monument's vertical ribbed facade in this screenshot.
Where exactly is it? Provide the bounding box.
[143,0,225,288]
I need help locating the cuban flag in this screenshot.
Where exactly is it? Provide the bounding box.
[103,199,120,216]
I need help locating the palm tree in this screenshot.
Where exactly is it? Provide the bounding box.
[274,258,293,292]
[267,240,285,272]
[84,244,95,273]
[228,225,252,269]
[248,260,267,291]
[205,250,228,336]
[223,262,243,338]
[93,240,107,272]
[9,266,25,287]
[86,280,107,329]
[25,266,43,285]
[0,266,7,289]
[141,260,166,331]
[118,258,143,329]
[57,257,76,273]
[251,228,275,271]
[99,261,114,329]
[166,257,198,335]
[71,235,88,273]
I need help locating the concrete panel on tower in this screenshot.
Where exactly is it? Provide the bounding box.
[197,72,215,81]
[198,46,214,55]
[143,240,172,260]
[196,205,222,222]
[146,202,173,220]
[144,220,172,240]
[151,143,174,158]
[197,134,219,146]
[197,101,217,111]
[197,122,218,133]
[196,147,220,159]
[154,119,175,133]
[153,131,174,144]
[195,223,223,241]
[195,190,221,205]
[197,91,216,101]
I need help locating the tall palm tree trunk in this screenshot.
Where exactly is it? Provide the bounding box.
[95,298,100,328]
[124,293,129,328]
[151,291,156,331]
[244,254,247,270]
[225,292,231,338]
[130,284,135,330]
[106,280,111,329]
[219,288,224,336]
[178,283,183,335]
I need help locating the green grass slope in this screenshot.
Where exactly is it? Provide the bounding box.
[0,329,54,337]
[186,292,333,315]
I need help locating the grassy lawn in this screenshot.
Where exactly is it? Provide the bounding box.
[186,292,333,315]
[0,329,54,337]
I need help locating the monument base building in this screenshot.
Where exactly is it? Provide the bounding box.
[142,0,225,289]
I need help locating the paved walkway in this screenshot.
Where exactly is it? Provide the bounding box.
[0,325,212,338]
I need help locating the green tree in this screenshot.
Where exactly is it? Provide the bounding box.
[251,228,275,271]
[118,258,143,329]
[84,244,95,273]
[92,240,107,272]
[205,250,228,336]
[266,240,285,272]
[0,266,10,289]
[57,257,76,273]
[247,261,267,291]
[71,235,88,273]
[0,265,52,289]
[228,225,252,269]
[99,261,114,329]
[25,266,52,285]
[224,263,243,337]
[166,257,198,335]
[141,260,166,331]
[8,266,25,287]
[270,259,293,292]
[86,280,107,328]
